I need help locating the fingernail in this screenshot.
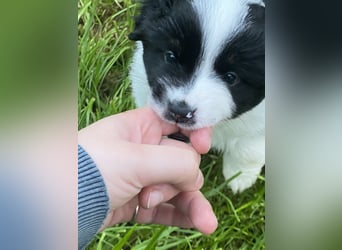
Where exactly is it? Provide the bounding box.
[147,191,163,209]
[196,171,204,188]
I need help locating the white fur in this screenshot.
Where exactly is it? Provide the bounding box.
[129,0,265,193]
[213,100,264,193]
[130,42,150,107]
[164,72,236,129]
[192,0,248,54]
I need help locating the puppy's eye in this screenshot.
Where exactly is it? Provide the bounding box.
[224,72,240,86]
[164,50,177,64]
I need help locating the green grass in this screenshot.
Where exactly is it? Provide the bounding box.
[78,0,265,249]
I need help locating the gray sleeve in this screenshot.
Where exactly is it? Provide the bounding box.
[78,145,109,250]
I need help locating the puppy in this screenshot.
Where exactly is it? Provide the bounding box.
[129,0,265,193]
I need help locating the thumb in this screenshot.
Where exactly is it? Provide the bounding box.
[130,142,203,191]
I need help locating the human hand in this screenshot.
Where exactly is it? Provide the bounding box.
[78,107,217,234]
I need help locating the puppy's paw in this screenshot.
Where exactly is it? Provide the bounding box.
[227,172,259,194]
[223,166,262,194]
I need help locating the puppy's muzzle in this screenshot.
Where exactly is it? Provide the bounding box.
[166,101,196,124]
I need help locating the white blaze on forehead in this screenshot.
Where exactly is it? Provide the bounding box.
[191,0,251,62]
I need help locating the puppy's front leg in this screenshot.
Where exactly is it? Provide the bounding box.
[223,136,265,193]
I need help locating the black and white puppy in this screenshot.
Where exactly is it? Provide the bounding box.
[129,0,265,193]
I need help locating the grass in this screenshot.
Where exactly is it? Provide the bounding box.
[78,0,265,249]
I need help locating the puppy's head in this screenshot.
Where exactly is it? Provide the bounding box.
[130,0,265,129]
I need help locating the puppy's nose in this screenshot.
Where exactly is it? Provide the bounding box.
[167,101,196,123]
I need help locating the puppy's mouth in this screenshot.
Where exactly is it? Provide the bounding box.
[164,110,197,128]
[168,132,190,143]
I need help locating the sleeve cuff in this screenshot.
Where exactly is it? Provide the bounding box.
[78,145,109,250]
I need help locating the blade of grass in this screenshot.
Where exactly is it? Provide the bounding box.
[112,224,137,250]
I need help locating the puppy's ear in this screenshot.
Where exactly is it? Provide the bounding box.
[128,16,144,41]
[142,0,176,13]
[128,30,143,41]
[129,0,177,41]
[158,0,176,12]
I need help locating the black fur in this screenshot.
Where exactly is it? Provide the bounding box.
[130,0,203,104]
[215,4,265,117]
